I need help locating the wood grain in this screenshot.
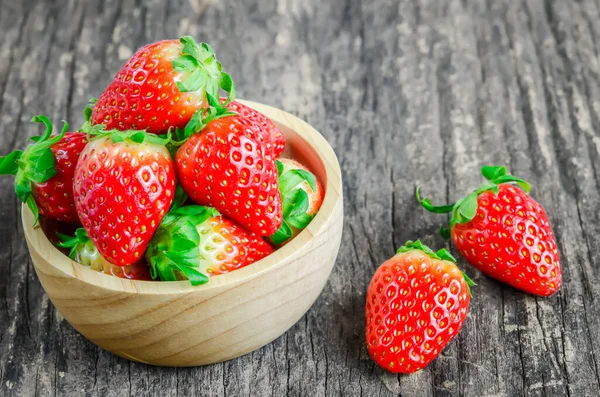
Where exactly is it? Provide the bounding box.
[1,0,599,395]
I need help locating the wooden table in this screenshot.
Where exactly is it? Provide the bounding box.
[1,0,599,396]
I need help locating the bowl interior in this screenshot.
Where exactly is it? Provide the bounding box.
[23,100,342,294]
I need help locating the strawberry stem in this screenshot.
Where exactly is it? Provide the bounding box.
[146,205,220,285]
[417,165,532,227]
[396,240,457,263]
[173,36,236,105]
[180,93,237,140]
[0,115,69,225]
[56,228,91,259]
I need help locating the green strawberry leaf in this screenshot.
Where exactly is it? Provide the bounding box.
[419,166,534,227]
[435,248,457,263]
[492,175,531,193]
[397,240,457,263]
[177,68,208,93]
[172,185,188,211]
[440,225,451,240]
[279,169,317,194]
[270,221,293,245]
[172,54,198,71]
[181,104,237,139]
[481,165,506,181]
[282,189,309,218]
[83,99,96,122]
[177,263,209,286]
[276,160,284,176]
[173,36,235,105]
[415,186,456,214]
[294,169,317,192]
[219,72,235,104]
[27,148,57,183]
[15,176,32,203]
[56,228,90,259]
[0,151,23,175]
[461,271,476,297]
[456,192,478,224]
[25,195,40,226]
[146,205,219,285]
[287,213,313,230]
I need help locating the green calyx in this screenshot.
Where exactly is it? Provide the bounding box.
[269,160,318,245]
[176,93,237,142]
[397,240,457,262]
[0,115,69,224]
[81,121,171,147]
[416,165,531,228]
[56,228,90,260]
[173,36,235,105]
[145,205,219,286]
[397,240,476,296]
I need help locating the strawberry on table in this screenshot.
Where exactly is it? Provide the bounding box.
[0,115,87,223]
[146,205,274,285]
[57,228,151,280]
[91,36,234,134]
[268,158,323,246]
[366,240,473,374]
[417,165,561,296]
[224,99,286,157]
[175,99,283,236]
[73,129,175,266]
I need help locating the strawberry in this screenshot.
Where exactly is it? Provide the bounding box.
[91,36,234,134]
[417,166,561,296]
[146,206,274,285]
[57,228,151,280]
[73,130,175,266]
[268,158,323,246]
[366,240,473,374]
[175,101,283,236]
[224,99,286,157]
[0,115,87,223]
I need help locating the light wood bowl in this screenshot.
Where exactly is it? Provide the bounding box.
[22,100,343,367]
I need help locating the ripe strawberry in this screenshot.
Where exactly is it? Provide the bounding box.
[224,99,286,157]
[91,36,234,134]
[57,228,151,280]
[175,102,283,236]
[417,166,561,296]
[0,115,87,223]
[366,240,473,374]
[146,205,274,285]
[268,158,323,246]
[73,130,175,266]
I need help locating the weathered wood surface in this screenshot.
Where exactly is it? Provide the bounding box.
[1,0,599,395]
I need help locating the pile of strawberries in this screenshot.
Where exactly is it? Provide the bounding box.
[365,166,562,374]
[0,36,323,284]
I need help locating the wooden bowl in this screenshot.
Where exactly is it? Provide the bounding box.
[21,101,343,367]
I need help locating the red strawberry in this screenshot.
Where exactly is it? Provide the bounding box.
[175,104,283,236]
[268,158,324,246]
[57,228,151,280]
[0,115,87,223]
[73,131,175,266]
[224,99,286,157]
[146,206,273,285]
[91,36,234,134]
[417,166,561,296]
[366,240,472,374]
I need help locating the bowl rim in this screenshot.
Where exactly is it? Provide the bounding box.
[23,100,342,295]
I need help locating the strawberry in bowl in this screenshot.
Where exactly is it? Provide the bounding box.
[11,36,341,367]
